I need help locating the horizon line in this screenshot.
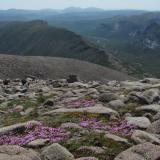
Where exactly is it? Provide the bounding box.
[0,7,159,12]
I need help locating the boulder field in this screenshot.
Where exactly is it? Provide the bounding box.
[0,77,160,159]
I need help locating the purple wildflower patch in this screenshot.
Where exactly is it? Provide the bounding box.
[80,119,136,136]
[67,99,96,108]
[0,123,69,146]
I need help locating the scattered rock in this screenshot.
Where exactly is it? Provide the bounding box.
[21,79,27,85]
[98,92,118,102]
[27,139,49,148]
[128,92,148,104]
[147,120,160,134]
[2,78,160,159]
[129,89,160,104]
[143,112,153,120]
[21,108,34,116]
[114,143,160,160]
[67,75,78,83]
[142,89,160,104]
[43,104,118,116]
[125,116,151,129]
[76,157,98,160]
[153,112,160,121]
[120,81,150,91]
[104,133,129,144]
[136,104,160,113]
[14,105,24,112]
[140,78,160,84]
[3,79,10,85]
[0,121,41,135]
[41,143,74,160]
[77,146,105,154]
[43,99,55,107]
[0,145,40,160]
[131,130,160,144]
[68,82,89,88]
[108,99,125,110]
[15,86,27,93]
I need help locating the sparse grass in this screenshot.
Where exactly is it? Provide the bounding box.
[37,95,47,104]
[1,95,51,126]
[40,112,110,128]
[40,113,81,127]
[2,113,34,126]
[118,102,138,115]
[61,132,130,160]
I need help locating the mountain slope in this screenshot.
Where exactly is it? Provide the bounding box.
[0,20,112,67]
[49,12,160,77]
[0,54,132,81]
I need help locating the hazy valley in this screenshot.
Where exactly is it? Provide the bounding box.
[1,6,160,160]
[0,9,160,77]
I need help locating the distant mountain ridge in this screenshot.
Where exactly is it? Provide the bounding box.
[49,11,160,77]
[0,8,146,21]
[1,9,159,77]
[0,20,113,67]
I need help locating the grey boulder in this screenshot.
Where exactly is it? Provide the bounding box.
[0,145,40,160]
[41,143,74,160]
[114,143,160,160]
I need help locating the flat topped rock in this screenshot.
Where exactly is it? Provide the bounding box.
[77,146,105,154]
[140,78,160,84]
[114,143,160,160]
[43,104,118,116]
[120,81,151,88]
[136,104,160,113]
[131,130,160,144]
[0,121,41,135]
[41,143,74,160]
[153,112,160,121]
[125,116,151,129]
[98,93,119,102]
[147,120,160,134]
[104,133,128,144]
[27,139,49,148]
[76,157,98,160]
[0,145,40,160]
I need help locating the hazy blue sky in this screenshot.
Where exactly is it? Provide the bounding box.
[0,0,160,10]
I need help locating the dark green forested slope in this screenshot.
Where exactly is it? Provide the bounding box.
[50,12,160,77]
[0,20,112,67]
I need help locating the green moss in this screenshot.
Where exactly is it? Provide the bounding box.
[2,114,30,126]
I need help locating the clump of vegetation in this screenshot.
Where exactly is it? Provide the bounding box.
[1,94,56,126]
[61,132,130,160]
[118,102,138,115]
[0,123,69,146]
[80,119,136,137]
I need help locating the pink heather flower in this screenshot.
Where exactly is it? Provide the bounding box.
[0,124,69,146]
[80,119,136,136]
[66,99,96,108]
[80,122,89,127]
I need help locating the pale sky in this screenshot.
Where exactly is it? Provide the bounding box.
[0,0,160,10]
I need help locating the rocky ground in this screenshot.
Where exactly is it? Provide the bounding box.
[0,54,132,82]
[1,76,160,160]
